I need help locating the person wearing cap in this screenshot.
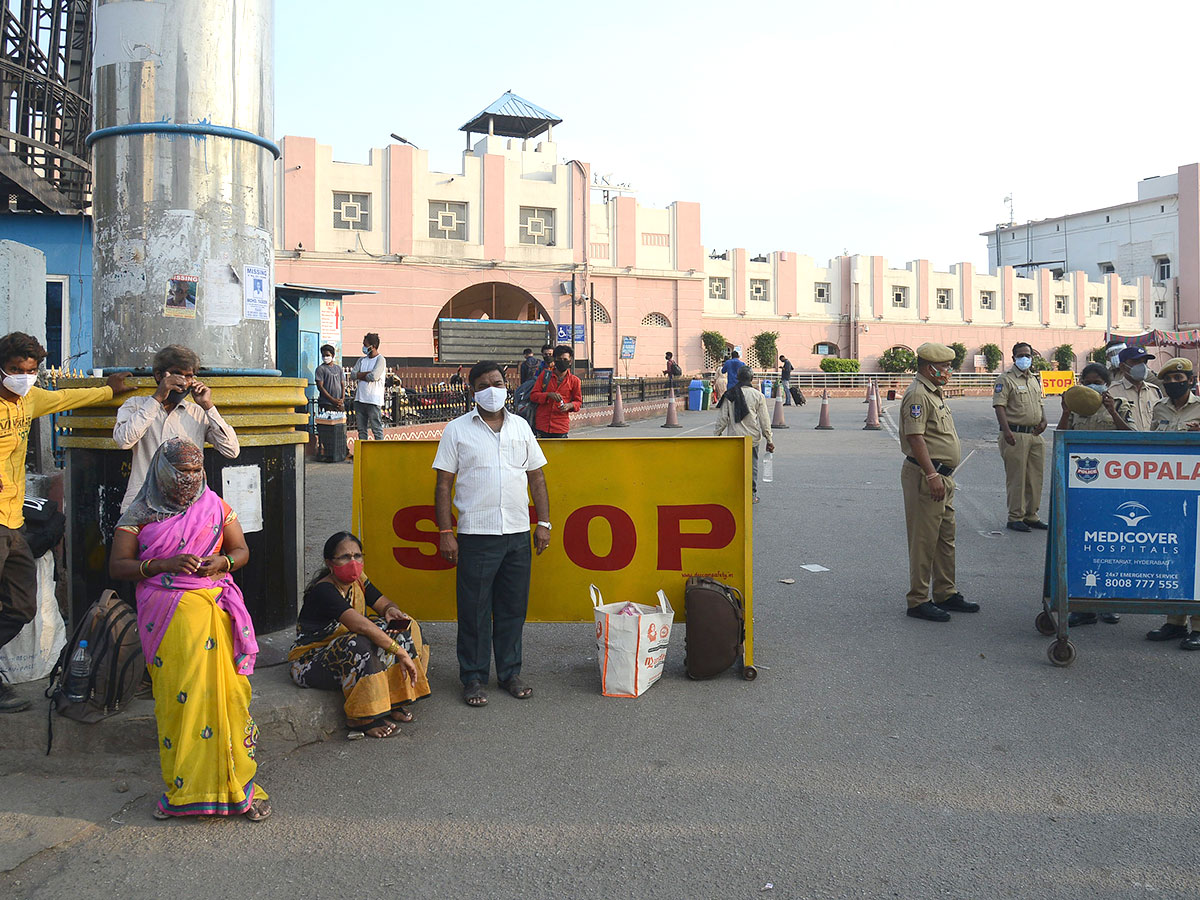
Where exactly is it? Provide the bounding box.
[899,342,976,622]
[1108,347,1162,431]
[1144,357,1200,649]
[993,342,1048,533]
[1057,366,1132,627]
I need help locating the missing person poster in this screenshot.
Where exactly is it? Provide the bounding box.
[164,275,198,319]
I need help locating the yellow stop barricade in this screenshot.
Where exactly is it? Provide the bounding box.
[351,435,754,667]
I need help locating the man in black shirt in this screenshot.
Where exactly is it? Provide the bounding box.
[779,355,795,405]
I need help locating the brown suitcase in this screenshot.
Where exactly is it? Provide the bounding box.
[684,576,745,679]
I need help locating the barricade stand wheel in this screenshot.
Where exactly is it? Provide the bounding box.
[1047,639,1076,667]
[741,665,758,681]
[1035,611,1057,636]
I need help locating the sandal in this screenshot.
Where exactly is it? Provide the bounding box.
[390,705,414,723]
[463,680,488,707]
[152,806,170,820]
[348,717,398,739]
[498,676,532,699]
[243,798,272,822]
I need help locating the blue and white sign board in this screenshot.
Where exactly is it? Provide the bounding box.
[556,324,586,343]
[620,336,637,360]
[1066,443,1200,600]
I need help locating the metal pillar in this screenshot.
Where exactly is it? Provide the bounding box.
[90,0,276,369]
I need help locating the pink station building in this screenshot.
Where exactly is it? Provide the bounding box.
[274,93,1200,375]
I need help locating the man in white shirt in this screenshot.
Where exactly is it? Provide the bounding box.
[113,345,240,511]
[433,361,551,709]
[351,332,386,441]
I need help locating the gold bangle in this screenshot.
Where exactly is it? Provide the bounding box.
[387,640,402,656]
[140,559,152,579]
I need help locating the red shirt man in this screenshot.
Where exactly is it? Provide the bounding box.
[530,346,582,437]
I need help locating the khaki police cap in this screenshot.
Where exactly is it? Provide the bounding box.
[915,342,955,364]
[1063,384,1103,417]
[1160,357,1194,376]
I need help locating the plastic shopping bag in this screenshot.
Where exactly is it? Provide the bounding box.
[0,554,65,682]
[591,584,674,698]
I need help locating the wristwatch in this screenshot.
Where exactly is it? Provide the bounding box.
[537,521,552,530]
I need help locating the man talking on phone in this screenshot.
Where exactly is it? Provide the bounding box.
[114,344,240,511]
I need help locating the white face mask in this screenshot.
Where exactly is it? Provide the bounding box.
[1014,356,1032,371]
[474,385,508,413]
[322,355,334,364]
[2,369,37,397]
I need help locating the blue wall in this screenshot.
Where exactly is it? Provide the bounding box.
[0,214,93,370]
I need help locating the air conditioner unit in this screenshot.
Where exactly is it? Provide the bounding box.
[559,281,572,295]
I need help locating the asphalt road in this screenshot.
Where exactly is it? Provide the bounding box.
[5,394,1200,899]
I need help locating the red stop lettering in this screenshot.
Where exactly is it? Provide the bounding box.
[563,505,637,570]
[392,505,455,571]
[657,504,736,570]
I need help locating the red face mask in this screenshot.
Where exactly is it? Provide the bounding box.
[330,559,364,583]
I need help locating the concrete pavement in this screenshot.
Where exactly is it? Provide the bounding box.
[4,394,1200,898]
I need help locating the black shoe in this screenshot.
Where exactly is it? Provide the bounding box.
[1068,611,1098,626]
[1181,632,1200,651]
[1006,521,1031,533]
[1147,623,1189,642]
[1099,613,1121,624]
[0,682,30,713]
[1024,520,1049,530]
[936,593,979,613]
[906,601,951,622]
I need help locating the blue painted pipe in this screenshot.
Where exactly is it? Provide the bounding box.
[85,122,281,159]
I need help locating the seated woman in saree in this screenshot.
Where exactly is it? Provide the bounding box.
[289,531,431,739]
[109,437,270,822]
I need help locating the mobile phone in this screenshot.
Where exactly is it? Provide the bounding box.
[386,615,412,632]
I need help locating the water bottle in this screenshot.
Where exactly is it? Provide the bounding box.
[761,451,774,483]
[63,640,92,703]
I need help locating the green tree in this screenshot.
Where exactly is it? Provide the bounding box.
[701,330,728,363]
[950,342,967,371]
[1052,344,1075,370]
[819,358,860,373]
[1088,345,1108,365]
[751,331,780,370]
[980,343,1003,372]
[1030,354,1051,372]
[879,347,917,373]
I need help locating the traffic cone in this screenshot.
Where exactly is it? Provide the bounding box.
[863,380,872,403]
[662,390,682,428]
[771,396,789,429]
[608,384,629,427]
[863,389,881,430]
[815,389,834,430]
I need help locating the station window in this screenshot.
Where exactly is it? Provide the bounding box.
[1089,296,1103,316]
[519,207,555,245]
[936,288,952,309]
[892,286,908,308]
[750,279,770,301]
[979,291,995,310]
[1122,299,1136,318]
[333,192,371,231]
[1155,257,1171,282]
[1054,295,1068,314]
[1154,299,1167,318]
[813,342,839,356]
[591,301,612,324]
[428,201,468,241]
[1017,293,1032,312]
[641,312,671,327]
[708,278,728,300]
[814,282,831,303]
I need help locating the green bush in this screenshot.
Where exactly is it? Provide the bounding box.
[1052,344,1075,370]
[980,343,1003,372]
[950,342,967,371]
[879,347,917,373]
[1031,354,1052,373]
[751,331,780,371]
[1088,345,1108,365]
[819,357,860,373]
[701,330,728,362]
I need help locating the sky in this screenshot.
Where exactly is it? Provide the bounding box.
[275,0,1200,271]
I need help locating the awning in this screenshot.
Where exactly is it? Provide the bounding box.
[1110,330,1200,349]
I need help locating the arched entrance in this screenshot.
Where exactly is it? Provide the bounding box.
[433,282,553,364]
[437,281,548,323]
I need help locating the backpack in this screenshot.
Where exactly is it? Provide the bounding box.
[46,590,145,750]
[668,360,682,377]
[683,576,746,679]
[513,371,547,428]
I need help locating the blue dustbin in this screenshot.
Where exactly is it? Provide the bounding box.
[688,378,704,411]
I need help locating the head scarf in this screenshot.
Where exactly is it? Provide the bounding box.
[717,367,754,423]
[117,438,206,529]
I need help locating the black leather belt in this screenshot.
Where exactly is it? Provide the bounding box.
[1008,424,1036,434]
[906,456,954,476]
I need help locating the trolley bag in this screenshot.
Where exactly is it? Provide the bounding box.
[591,584,674,698]
[789,386,807,407]
[683,576,745,679]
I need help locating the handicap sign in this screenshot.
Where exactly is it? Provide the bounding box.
[556,324,586,343]
[1064,438,1200,601]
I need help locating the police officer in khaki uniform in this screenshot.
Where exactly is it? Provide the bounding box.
[1144,357,1200,649]
[1108,346,1161,431]
[899,342,978,622]
[993,342,1048,532]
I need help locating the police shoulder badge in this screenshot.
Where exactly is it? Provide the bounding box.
[993,382,1004,393]
[909,404,922,418]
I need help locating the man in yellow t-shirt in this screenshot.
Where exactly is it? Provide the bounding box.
[0,332,132,712]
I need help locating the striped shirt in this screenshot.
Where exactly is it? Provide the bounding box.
[432,408,547,535]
